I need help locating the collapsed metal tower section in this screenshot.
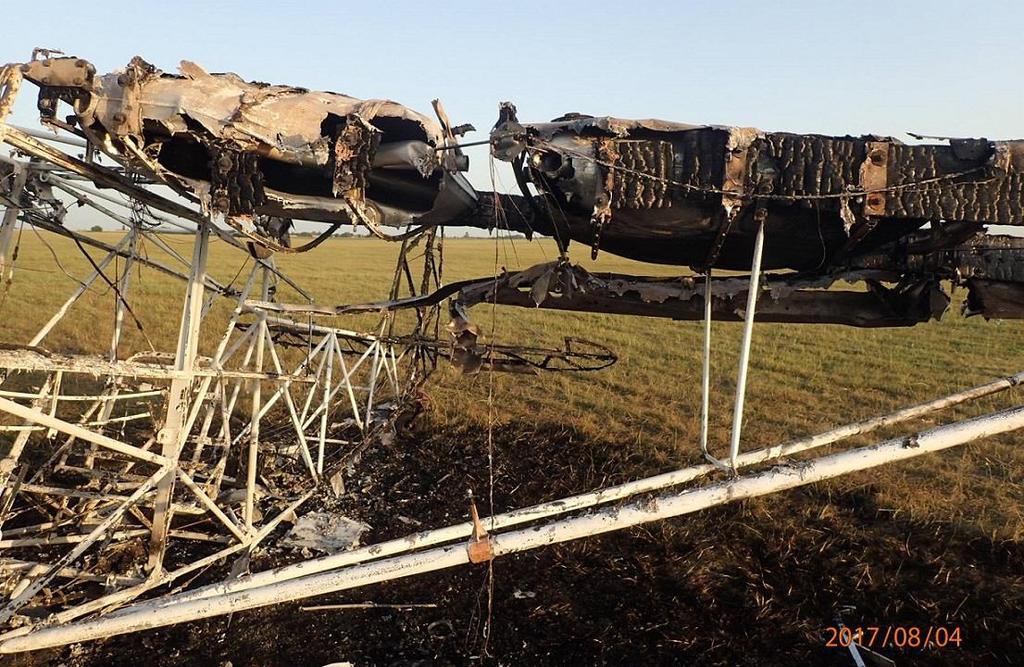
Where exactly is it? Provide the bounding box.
[0,53,1021,654]
[0,142,443,634]
[0,56,617,651]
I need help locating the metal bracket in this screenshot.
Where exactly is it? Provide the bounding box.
[19,57,95,90]
[721,128,758,218]
[860,141,890,217]
[466,492,494,563]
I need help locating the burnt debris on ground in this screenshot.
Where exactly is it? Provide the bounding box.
[13,417,1021,667]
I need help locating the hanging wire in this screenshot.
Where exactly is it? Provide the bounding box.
[492,167,549,264]
[528,138,993,202]
[30,224,86,289]
[68,235,156,351]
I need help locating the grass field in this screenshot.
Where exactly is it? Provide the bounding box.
[3,230,1024,664]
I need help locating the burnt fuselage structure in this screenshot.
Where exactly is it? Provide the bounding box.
[13,56,1024,327]
[482,105,1024,326]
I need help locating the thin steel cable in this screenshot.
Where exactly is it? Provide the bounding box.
[529,138,991,202]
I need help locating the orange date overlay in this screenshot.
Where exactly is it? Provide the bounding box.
[825,625,962,650]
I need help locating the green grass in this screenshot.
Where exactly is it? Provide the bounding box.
[2,230,1024,538]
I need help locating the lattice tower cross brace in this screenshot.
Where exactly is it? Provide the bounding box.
[148,221,210,571]
[0,161,27,286]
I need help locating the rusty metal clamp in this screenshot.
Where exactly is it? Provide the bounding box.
[466,491,494,563]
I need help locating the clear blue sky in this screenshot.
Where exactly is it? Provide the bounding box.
[5,0,1023,195]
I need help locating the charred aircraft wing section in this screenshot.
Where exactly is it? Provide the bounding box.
[20,56,477,248]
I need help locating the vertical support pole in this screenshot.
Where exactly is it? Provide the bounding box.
[244,268,270,531]
[318,335,334,475]
[108,226,139,361]
[699,270,718,464]
[44,371,63,440]
[0,160,27,286]
[148,221,210,572]
[728,218,766,471]
[364,341,382,430]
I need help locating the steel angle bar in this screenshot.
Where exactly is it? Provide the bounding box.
[0,463,172,625]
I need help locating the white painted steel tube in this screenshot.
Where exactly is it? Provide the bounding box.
[729,219,765,468]
[11,125,87,149]
[3,404,1021,652]
[121,370,1024,611]
[699,270,714,461]
[0,396,169,466]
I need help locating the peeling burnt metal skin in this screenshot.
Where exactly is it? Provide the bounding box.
[12,53,1024,325]
[466,102,1024,324]
[454,263,950,328]
[19,56,478,249]
[488,104,1024,272]
[308,231,1024,327]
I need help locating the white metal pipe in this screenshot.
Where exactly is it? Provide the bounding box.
[0,396,168,466]
[260,312,373,341]
[298,334,331,426]
[728,219,765,468]
[52,178,194,234]
[138,368,1024,609]
[318,339,334,474]
[264,326,318,480]
[0,389,164,402]
[245,271,271,530]
[3,404,1019,652]
[0,349,320,383]
[11,126,87,149]
[333,335,366,431]
[0,411,150,432]
[699,270,712,458]
[487,407,1024,557]
[698,269,728,470]
[754,370,1024,461]
[148,221,210,571]
[213,263,261,363]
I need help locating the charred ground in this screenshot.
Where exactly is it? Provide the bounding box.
[11,416,1023,667]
